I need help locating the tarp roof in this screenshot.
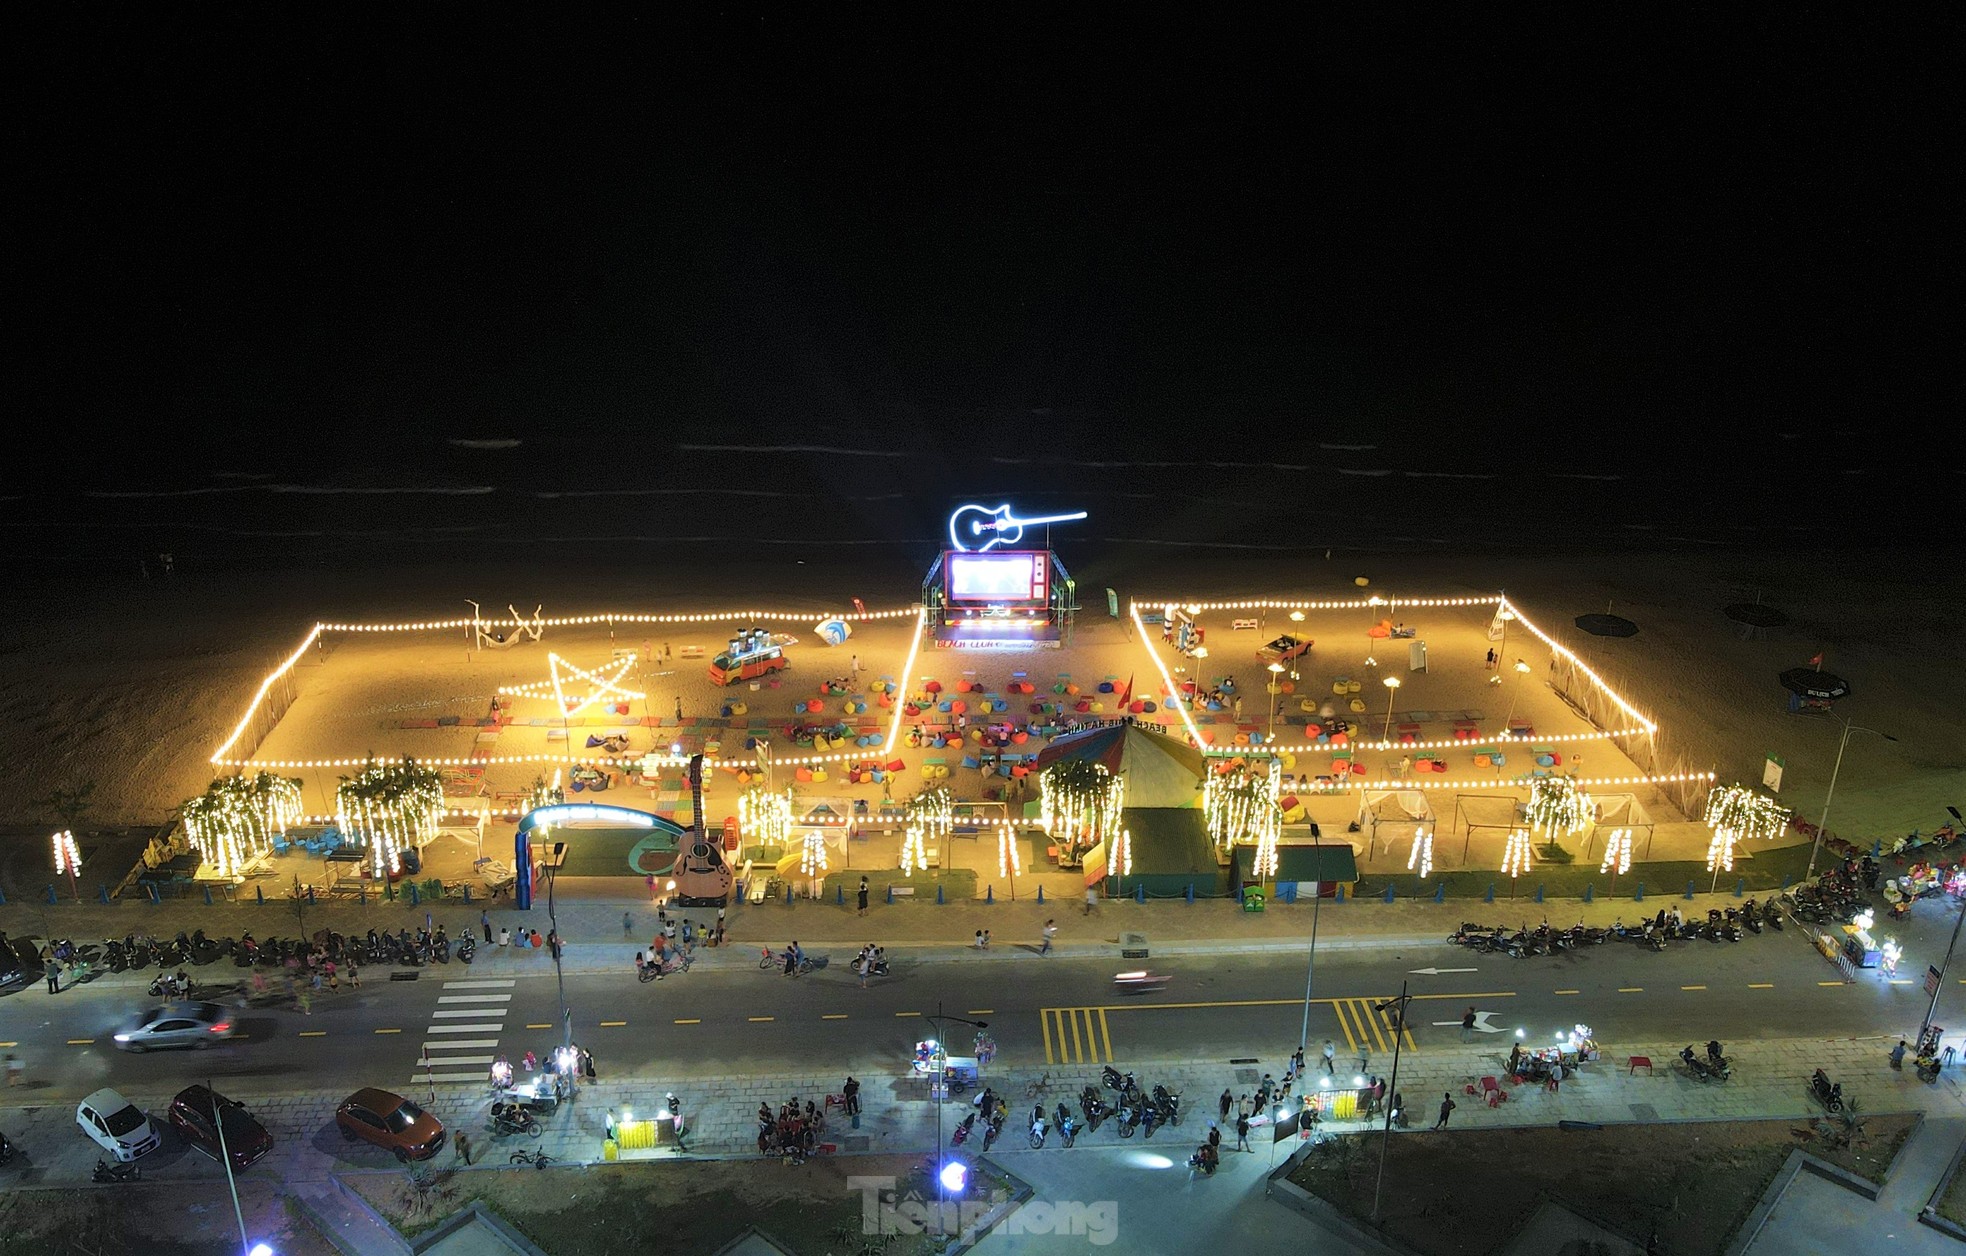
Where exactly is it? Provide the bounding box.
[1032,723,1205,808]
[1233,843,1359,883]
[1116,808,1217,876]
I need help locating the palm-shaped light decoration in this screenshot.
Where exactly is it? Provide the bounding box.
[336,757,445,880]
[901,785,954,877]
[1408,828,1434,880]
[1524,776,1594,852]
[179,771,304,878]
[999,828,1022,879]
[1703,783,1790,886]
[740,786,794,853]
[1599,827,1633,895]
[1207,758,1282,871]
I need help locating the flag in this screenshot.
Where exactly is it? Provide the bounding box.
[1809,652,1824,668]
[1120,673,1134,707]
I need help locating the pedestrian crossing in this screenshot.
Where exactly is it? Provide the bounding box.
[1040,1007,1114,1065]
[1332,996,1417,1055]
[411,979,513,1084]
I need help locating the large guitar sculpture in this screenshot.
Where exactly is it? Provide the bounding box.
[667,753,733,906]
[947,503,1088,552]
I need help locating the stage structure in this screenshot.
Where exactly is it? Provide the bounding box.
[923,503,1083,651]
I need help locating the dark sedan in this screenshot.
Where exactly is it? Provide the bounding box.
[167,1085,273,1170]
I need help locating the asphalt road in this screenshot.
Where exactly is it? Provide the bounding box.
[0,921,1939,1104]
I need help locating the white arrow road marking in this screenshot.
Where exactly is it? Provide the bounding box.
[1431,1010,1505,1033]
[1408,967,1479,975]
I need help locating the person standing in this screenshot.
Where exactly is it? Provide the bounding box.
[850,653,861,677]
[651,932,667,977]
[1236,1093,1253,1122]
[1433,1092,1456,1131]
[1357,1044,1370,1075]
[844,1075,861,1116]
[582,1047,596,1082]
[1219,1088,1234,1121]
[675,695,684,721]
[347,962,361,990]
[453,1129,474,1166]
[1040,919,1056,956]
[858,876,870,916]
[1084,884,1098,915]
[622,911,633,937]
[1322,1039,1336,1074]
[1235,1112,1251,1151]
[1461,1006,1476,1042]
[1485,648,1497,669]
[44,957,61,994]
[482,910,493,943]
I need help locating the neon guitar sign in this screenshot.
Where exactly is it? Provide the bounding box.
[947,503,1088,552]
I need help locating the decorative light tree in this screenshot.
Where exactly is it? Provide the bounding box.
[178,771,304,879]
[739,786,794,855]
[1205,759,1281,862]
[799,827,829,898]
[1524,776,1594,858]
[1502,828,1534,900]
[1408,828,1433,880]
[1107,827,1133,894]
[525,772,566,814]
[336,757,446,881]
[1702,782,1790,892]
[1039,759,1125,866]
[52,829,83,902]
[998,829,1023,880]
[901,785,954,877]
[1598,827,1633,897]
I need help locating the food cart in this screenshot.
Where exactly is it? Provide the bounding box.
[912,1040,978,1100]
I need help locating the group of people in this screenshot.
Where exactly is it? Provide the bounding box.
[853,943,887,988]
[757,1096,827,1161]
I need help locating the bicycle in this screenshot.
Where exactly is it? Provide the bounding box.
[508,1148,554,1169]
[1023,1073,1052,1100]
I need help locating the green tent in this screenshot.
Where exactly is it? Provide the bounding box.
[1231,843,1359,892]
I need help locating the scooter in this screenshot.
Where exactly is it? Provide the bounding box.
[1809,1069,1844,1112]
[980,1109,1005,1151]
[1079,1087,1109,1132]
[1151,1085,1183,1128]
[488,1105,542,1138]
[1188,1145,1219,1176]
[1704,1041,1732,1079]
[1054,1104,1079,1148]
[1679,1045,1721,1082]
[1113,1102,1141,1139]
[457,935,477,964]
[1028,1110,1050,1149]
[950,1113,976,1146]
[92,1158,140,1183]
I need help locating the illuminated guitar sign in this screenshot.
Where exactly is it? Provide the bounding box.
[947,503,1088,552]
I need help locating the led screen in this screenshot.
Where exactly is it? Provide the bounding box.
[947,551,1047,602]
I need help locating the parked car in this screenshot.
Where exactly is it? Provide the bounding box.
[112,1001,236,1052]
[335,1088,445,1161]
[0,932,41,989]
[1256,634,1314,664]
[77,1088,160,1161]
[167,1085,273,1169]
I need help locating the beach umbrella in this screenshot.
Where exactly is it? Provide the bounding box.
[813,618,852,646]
[1573,613,1638,638]
[1778,668,1850,701]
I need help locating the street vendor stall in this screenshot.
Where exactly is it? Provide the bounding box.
[912,1039,978,1100]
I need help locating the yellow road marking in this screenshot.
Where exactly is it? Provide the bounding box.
[600,1020,627,1027]
[967,1010,994,1016]
[1040,1008,1113,1065]
[1889,979,1915,986]
[298,1030,327,1037]
[527,1023,552,1029]
[748,1016,774,1022]
[1681,985,1707,991]
[894,1011,921,1018]
[1818,981,1845,987]
[1042,1008,1055,1065]
[1097,1008,1113,1061]
[1617,988,1643,993]
[822,1014,848,1020]
[673,1018,700,1025]
[0,1042,16,1047]
[1748,983,1774,989]
[1554,990,1581,995]
[374,1028,402,1034]
[67,1039,94,1045]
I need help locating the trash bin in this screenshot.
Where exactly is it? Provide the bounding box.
[1243,890,1266,913]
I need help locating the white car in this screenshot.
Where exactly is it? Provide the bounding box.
[77,1088,159,1162]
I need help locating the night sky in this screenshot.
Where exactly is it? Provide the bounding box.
[11,8,1957,571]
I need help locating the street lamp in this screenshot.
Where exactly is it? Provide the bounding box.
[1381,676,1401,740]
[1370,983,1414,1224]
[923,1001,988,1234]
[1267,663,1286,742]
[1501,659,1532,729]
[1806,720,1898,880]
[1917,804,1966,1045]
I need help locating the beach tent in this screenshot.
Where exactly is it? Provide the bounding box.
[1032,723,1205,808]
[1354,788,1436,855]
[1088,808,1217,896]
[1231,842,1359,897]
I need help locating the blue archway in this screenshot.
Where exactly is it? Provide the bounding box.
[514,802,688,909]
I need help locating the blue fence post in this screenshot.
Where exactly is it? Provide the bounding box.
[1634,881,1644,901]
[408,882,420,906]
[462,884,472,905]
[1684,881,1695,900]
[1734,878,1744,898]
[1185,883,1195,905]
[1037,885,1045,904]
[1781,876,1791,891]
[385,881,396,902]
[359,885,367,906]
[1534,884,1545,904]
[0,885,6,904]
[45,884,56,905]
[100,885,114,905]
[937,884,946,905]
[1434,882,1445,903]
[886,885,895,905]
[147,882,160,904]
[1582,884,1593,903]
[256,885,265,906]
[985,885,994,905]
[1135,884,1146,903]
[784,885,793,905]
[203,884,213,906]
[1485,882,1496,903]
[308,886,317,905]
[1336,884,1346,902]
[1383,885,1396,903]
[836,885,844,906]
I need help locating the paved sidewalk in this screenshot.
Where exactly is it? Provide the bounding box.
[1745,1114,1966,1256]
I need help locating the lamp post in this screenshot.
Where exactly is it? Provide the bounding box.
[1370,983,1414,1224]
[923,1001,989,1234]
[209,1080,253,1256]
[1267,662,1286,743]
[1381,676,1401,741]
[1806,720,1898,881]
[1297,857,1327,1059]
[1365,596,1384,668]
[1917,804,1966,1044]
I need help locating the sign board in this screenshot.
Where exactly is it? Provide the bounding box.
[1408,640,1428,672]
[1106,587,1119,618]
[947,551,1048,602]
[1232,618,1259,630]
[1762,755,1784,792]
[1927,965,1943,998]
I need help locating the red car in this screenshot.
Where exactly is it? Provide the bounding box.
[1257,635,1314,663]
[335,1088,446,1161]
[168,1085,273,1170]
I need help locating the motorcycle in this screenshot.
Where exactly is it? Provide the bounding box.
[980,1109,1005,1151]
[488,1104,542,1138]
[950,1112,976,1146]
[92,1158,140,1183]
[1809,1069,1844,1113]
[1704,1041,1732,1079]
[1079,1087,1109,1132]
[1113,1102,1141,1139]
[1054,1104,1078,1148]
[1679,1045,1723,1083]
[1101,1066,1140,1103]
[1151,1085,1183,1128]
[1188,1145,1219,1176]
[1029,1110,1051,1149]
[457,935,477,964]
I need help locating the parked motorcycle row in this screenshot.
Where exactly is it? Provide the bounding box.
[1781,861,1878,926]
[1677,1041,1732,1083]
[74,925,475,981]
[1448,898,1782,960]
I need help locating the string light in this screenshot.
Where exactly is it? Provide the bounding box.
[739,787,793,852]
[336,757,446,881]
[1599,828,1633,877]
[498,651,646,717]
[1108,828,1133,880]
[1524,776,1594,842]
[53,830,82,876]
[900,825,928,877]
[1408,829,1433,879]
[1205,759,1281,858]
[999,828,1022,878]
[1703,782,1790,846]
[1039,760,1126,866]
[799,829,829,878]
[901,786,953,876]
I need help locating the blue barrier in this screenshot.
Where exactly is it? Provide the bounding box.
[203,884,213,906]
[1185,884,1195,905]
[1135,884,1145,903]
[1534,884,1545,904]
[1383,885,1395,903]
[836,885,844,905]
[408,882,420,906]
[1635,881,1644,901]
[886,885,895,905]
[45,884,56,905]
[1037,885,1045,904]
[1583,885,1593,903]
[1336,884,1346,902]
[462,884,472,904]
[1685,881,1696,900]
[985,885,994,905]
[937,884,946,905]
[1485,882,1495,903]
[1734,878,1744,898]
[0,885,6,905]
[256,885,265,905]
[102,885,114,905]
[1434,882,1445,904]
[784,885,793,905]
[308,886,317,906]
